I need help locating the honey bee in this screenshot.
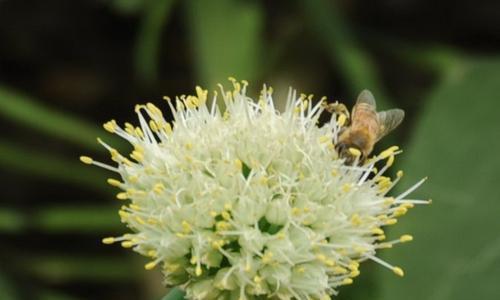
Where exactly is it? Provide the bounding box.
[335,90,404,165]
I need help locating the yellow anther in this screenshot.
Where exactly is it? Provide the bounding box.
[253,276,262,283]
[103,120,118,133]
[149,120,158,132]
[400,234,413,243]
[277,232,286,240]
[195,86,208,105]
[121,241,134,248]
[234,159,242,170]
[190,256,198,264]
[107,178,121,187]
[135,217,146,225]
[377,235,386,241]
[371,228,384,235]
[181,220,192,233]
[163,123,172,134]
[145,261,157,270]
[333,266,348,274]
[148,250,157,257]
[195,265,202,276]
[402,203,415,209]
[221,211,231,220]
[166,264,179,272]
[134,104,142,113]
[146,102,163,116]
[350,269,360,277]
[331,169,339,177]
[351,214,362,226]
[316,254,326,261]
[129,204,141,210]
[392,267,404,277]
[337,114,347,127]
[386,155,395,167]
[377,176,391,185]
[397,170,404,178]
[118,210,129,219]
[209,211,218,217]
[116,192,128,200]
[131,150,144,162]
[262,252,273,264]
[342,183,352,193]
[380,146,399,159]
[79,156,93,164]
[297,267,305,273]
[216,221,231,231]
[292,207,301,216]
[245,261,251,272]
[153,183,165,194]
[303,207,311,213]
[394,206,408,217]
[102,237,115,244]
[211,240,224,249]
[348,261,360,269]
[384,197,395,205]
[224,203,232,210]
[135,127,144,138]
[342,278,353,285]
[325,259,335,267]
[385,218,398,225]
[348,147,362,157]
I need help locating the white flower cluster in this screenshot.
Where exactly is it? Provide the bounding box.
[81,79,428,300]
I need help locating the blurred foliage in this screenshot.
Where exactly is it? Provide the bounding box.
[0,0,499,299]
[375,58,500,300]
[186,0,264,88]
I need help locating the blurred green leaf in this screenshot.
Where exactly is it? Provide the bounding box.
[135,0,176,83]
[375,58,500,300]
[300,0,390,108]
[0,140,108,192]
[0,208,25,233]
[0,272,17,300]
[161,287,185,300]
[24,256,139,282]
[112,0,146,14]
[34,206,121,233]
[185,0,263,88]
[0,86,120,151]
[38,290,80,300]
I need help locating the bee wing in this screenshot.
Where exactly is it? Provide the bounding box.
[376,109,405,141]
[355,90,377,108]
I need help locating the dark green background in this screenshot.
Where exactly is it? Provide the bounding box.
[1,0,499,299]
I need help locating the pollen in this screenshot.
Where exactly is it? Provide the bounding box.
[348,147,362,157]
